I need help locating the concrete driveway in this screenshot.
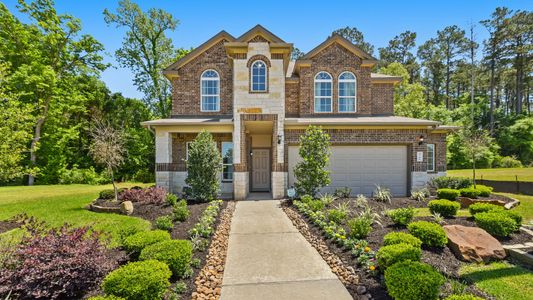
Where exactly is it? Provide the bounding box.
[220,200,352,300]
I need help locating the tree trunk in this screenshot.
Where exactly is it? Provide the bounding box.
[111,170,118,202]
[27,97,51,186]
[472,154,476,189]
[489,58,495,134]
[446,58,451,109]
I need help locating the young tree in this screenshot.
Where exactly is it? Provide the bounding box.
[104,0,179,117]
[89,120,126,201]
[294,125,331,197]
[185,131,222,202]
[461,129,493,188]
[331,26,375,55]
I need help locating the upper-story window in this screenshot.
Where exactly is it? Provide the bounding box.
[251,60,267,92]
[200,69,220,112]
[314,72,332,113]
[338,72,356,112]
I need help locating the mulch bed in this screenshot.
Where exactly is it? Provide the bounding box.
[0,220,19,234]
[285,196,529,300]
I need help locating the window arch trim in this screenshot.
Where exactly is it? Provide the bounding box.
[314,71,333,113]
[338,71,357,112]
[250,59,268,92]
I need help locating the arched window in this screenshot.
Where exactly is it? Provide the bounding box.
[338,72,356,112]
[200,69,220,112]
[314,72,332,112]
[251,60,267,92]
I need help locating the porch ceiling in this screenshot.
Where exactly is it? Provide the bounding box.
[244,121,273,134]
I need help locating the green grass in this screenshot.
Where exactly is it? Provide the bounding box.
[498,193,533,224]
[0,184,152,246]
[460,262,533,300]
[415,207,471,217]
[447,167,533,182]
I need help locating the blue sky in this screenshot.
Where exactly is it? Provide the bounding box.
[3,0,532,99]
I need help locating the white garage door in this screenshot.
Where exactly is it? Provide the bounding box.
[288,145,408,196]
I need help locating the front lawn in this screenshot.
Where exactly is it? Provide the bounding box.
[498,193,533,224]
[460,262,533,300]
[0,184,151,246]
[447,167,533,182]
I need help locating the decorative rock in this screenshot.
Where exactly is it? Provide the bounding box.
[356,285,367,295]
[443,225,506,262]
[120,201,134,215]
[458,197,506,209]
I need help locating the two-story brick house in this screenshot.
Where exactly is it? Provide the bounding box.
[142,25,451,200]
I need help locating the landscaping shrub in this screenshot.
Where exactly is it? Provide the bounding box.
[185,131,222,202]
[326,207,348,224]
[300,194,314,204]
[383,232,422,248]
[494,156,523,168]
[308,199,325,212]
[102,260,171,300]
[100,189,116,200]
[428,199,460,217]
[154,215,174,231]
[408,221,448,247]
[459,187,481,198]
[320,193,335,206]
[373,185,392,203]
[468,202,503,215]
[430,176,472,189]
[0,223,116,299]
[473,184,493,197]
[386,207,415,226]
[166,193,178,206]
[120,187,167,204]
[444,295,484,300]
[474,212,518,237]
[139,240,192,277]
[410,188,429,201]
[377,243,421,269]
[88,296,125,300]
[436,188,460,200]
[384,261,445,300]
[334,187,351,198]
[123,230,171,254]
[501,210,522,225]
[347,216,373,239]
[173,199,190,222]
[59,166,110,185]
[293,125,331,197]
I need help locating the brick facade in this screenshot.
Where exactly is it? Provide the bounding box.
[170,133,232,171]
[371,83,394,115]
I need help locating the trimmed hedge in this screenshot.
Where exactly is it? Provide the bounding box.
[386,207,415,226]
[474,212,518,237]
[376,243,421,269]
[383,232,422,248]
[102,260,171,300]
[139,240,192,277]
[154,215,173,231]
[123,230,171,254]
[408,221,448,247]
[427,199,460,217]
[459,187,481,199]
[473,185,493,197]
[444,295,484,300]
[384,261,445,300]
[468,203,503,215]
[437,188,460,200]
[89,296,125,300]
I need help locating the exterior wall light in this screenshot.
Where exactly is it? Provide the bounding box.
[277,134,282,145]
[418,135,425,145]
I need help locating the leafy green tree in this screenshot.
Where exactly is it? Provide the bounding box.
[379,31,419,81]
[104,0,179,117]
[294,126,331,197]
[332,26,374,55]
[417,38,445,105]
[185,131,222,202]
[497,117,533,164]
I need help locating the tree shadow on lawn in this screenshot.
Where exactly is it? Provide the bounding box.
[462,263,532,282]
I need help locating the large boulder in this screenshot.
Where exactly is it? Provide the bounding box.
[443,225,506,262]
[120,201,134,215]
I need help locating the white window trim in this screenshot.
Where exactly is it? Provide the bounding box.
[221,141,233,182]
[427,144,435,172]
[200,69,220,112]
[338,71,357,113]
[250,60,268,92]
[314,71,333,113]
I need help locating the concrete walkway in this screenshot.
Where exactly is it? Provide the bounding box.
[220,200,352,300]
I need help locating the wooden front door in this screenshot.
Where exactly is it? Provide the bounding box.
[252,149,270,191]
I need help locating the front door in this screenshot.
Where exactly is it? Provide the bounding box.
[252,149,270,191]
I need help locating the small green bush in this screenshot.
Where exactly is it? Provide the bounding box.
[383,232,422,248]
[377,243,421,269]
[459,187,481,198]
[166,193,178,206]
[494,156,523,168]
[326,208,348,224]
[408,221,448,247]
[473,185,493,197]
[300,194,314,204]
[474,212,517,237]
[102,260,171,300]
[123,230,171,254]
[154,215,174,231]
[384,261,445,300]
[468,202,503,215]
[501,210,522,226]
[334,187,351,198]
[386,207,415,226]
[173,199,190,222]
[308,199,325,212]
[373,185,392,203]
[427,199,460,217]
[99,189,116,200]
[436,188,460,200]
[139,240,192,277]
[430,176,472,189]
[444,295,484,300]
[88,296,125,300]
[347,216,373,239]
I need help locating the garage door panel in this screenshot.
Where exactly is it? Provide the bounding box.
[288,145,407,197]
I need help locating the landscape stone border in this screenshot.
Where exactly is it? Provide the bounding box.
[503,227,533,268]
[281,202,369,299]
[192,201,236,300]
[88,201,133,215]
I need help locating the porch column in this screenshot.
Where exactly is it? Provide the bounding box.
[155,129,172,192]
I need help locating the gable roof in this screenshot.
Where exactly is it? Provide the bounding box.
[163,30,235,77]
[236,24,286,43]
[300,34,377,62]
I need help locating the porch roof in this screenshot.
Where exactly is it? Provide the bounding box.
[141,118,233,127]
[284,116,440,126]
